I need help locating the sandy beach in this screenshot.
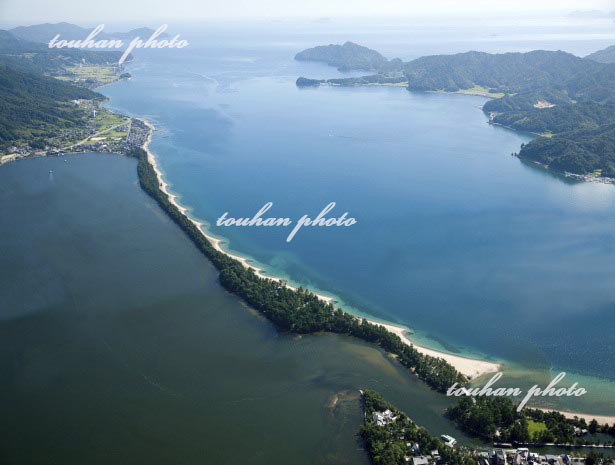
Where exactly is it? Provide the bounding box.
[374,321,501,380]
[537,409,615,427]
[141,118,501,380]
[141,119,336,299]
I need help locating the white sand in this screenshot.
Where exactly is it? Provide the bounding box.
[536,408,615,426]
[373,321,501,379]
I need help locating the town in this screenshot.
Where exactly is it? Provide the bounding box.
[362,390,615,465]
[0,101,150,166]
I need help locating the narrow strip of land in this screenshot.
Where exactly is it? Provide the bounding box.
[140,119,612,425]
[140,118,502,381]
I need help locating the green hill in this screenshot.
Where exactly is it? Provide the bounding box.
[0,64,103,147]
[296,42,615,177]
[518,123,615,176]
[0,29,126,75]
[9,22,163,44]
[491,102,615,133]
[586,44,615,63]
[403,50,599,93]
[414,52,615,176]
[294,41,388,71]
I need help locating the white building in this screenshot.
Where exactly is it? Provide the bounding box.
[372,409,398,427]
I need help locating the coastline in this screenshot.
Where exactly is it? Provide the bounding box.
[515,154,615,185]
[138,118,613,424]
[314,82,615,186]
[140,117,501,380]
[374,322,501,380]
[3,93,611,419]
[536,408,615,427]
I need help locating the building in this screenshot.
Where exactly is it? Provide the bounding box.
[372,409,398,427]
[407,442,420,454]
[495,449,506,465]
[411,456,430,465]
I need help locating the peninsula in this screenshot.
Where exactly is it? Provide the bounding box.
[296,42,615,181]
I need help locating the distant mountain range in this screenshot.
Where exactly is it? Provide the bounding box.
[0,29,126,75]
[586,45,615,64]
[9,22,166,44]
[403,50,597,93]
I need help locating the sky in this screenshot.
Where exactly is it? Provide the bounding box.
[0,0,613,24]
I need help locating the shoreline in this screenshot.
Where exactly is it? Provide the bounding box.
[374,321,501,380]
[140,117,501,380]
[515,154,615,185]
[316,82,615,186]
[536,408,615,427]
[138,118,615,425]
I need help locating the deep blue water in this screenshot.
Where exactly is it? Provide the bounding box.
[101,18,615,388]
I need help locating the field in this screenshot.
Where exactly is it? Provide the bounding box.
[455,85,506,98]
[61,64,120,85]
[92,109,128,132]
[528,420,548,437]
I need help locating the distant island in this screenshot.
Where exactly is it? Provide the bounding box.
[295,42,615,180]
[294,41,389,71]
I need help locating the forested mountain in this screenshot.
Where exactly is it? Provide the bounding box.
[439,52,615,175]
[487,60,615,174]
[586,44,615,63]
[0,65,102,146]
[563,62,615,103]
[490,102,615,133]
[403,50,598,93]
[518,123,615,176]
[296,41,615,177]
[301,47,600,93]
[0,30,126,75]
[0,30,31,51]
[483,62,615,116]
[10,22,88,43]
[294,41,388,71]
